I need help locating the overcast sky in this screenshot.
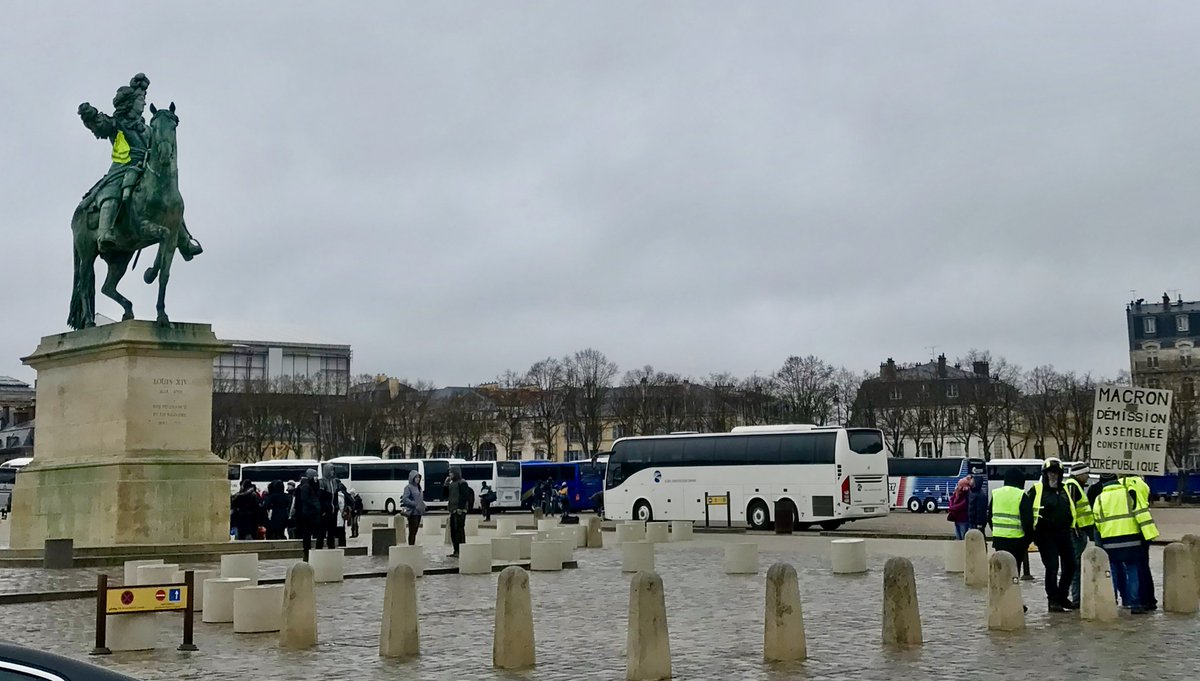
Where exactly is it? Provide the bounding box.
[2,3,1197,386]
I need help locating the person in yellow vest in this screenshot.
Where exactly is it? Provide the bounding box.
[1019,458,1077,612]
[1064,463,1095,607]
[988,467,1029,568]
[1122,474,1159,611]
[1092,473,1152,614]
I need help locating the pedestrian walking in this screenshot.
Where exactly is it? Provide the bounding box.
[1020,458,1078,612]
[264,479,292,540]
[947,475,972,539]
[1064,463,1095,607]
[231,480,261,541]
[1093,474,1151,614]
[480,482,496,521]
[400,471,426,546]
[350,488,364,538]
[295,469,322,560]
[446,467,472,558]
[331,480,352,548]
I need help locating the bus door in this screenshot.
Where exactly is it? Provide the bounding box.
[423,460,451,504]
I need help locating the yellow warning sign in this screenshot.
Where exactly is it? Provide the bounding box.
[105,585,188,614]
[707,495,729,506]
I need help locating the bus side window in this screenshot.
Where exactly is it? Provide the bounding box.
[683,438,715,463]
[713,437,747,465]
[781,435,814,464]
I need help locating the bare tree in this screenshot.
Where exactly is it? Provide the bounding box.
[388,380,436,458]
[525,358,565,459]
[771,355,836,425]
[702,372,741,433]
[561,348,619,460]
[481,371,532,460]
[1165,379,1199,502]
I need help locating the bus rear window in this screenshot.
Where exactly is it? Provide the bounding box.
[497,462,521,477]
[228,465,241,481]
[848,429,884,454]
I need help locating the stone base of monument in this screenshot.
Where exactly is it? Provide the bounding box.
[9,322,230,550]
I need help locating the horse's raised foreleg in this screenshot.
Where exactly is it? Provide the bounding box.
[153,225,179,326]
[100,252,135,321]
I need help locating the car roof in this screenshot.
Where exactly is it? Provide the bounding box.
[0,641,140,680]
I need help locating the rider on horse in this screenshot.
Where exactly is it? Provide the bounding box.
[77,73,201,259]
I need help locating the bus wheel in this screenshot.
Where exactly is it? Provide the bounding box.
[633,500,653,522]
[747,501,770,531]
[385,499,397,515]
[923,498,939,513]
[820,520,843,531]
[907,497,923,513]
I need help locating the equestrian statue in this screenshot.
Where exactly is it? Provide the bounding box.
[69,72,202,329]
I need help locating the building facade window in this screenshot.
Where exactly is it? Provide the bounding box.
[1148,378,1162,389]
[1182,351,1192,369]
[1144,317,1157,335]
[1147,352,1160,369]
[946,384,959,398]
[919,442,933,458]
[1179,316,1191,333]
[1034,442,1045,458]
[890,386,902,401]
[1184,378,1195,399]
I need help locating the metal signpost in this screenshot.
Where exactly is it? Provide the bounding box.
[92,570,197,655]
[1089,385,1172,476]
[704,491,732,528]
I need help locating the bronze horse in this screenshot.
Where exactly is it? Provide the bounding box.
[68,102,186,329]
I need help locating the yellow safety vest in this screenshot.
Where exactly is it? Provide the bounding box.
[1123,478,1159,541]
[1063,478,1094,528]
[990,486,1025,539]
[1028,482,1076,530]
[112,130,132,165]
[1092,483,1143,549]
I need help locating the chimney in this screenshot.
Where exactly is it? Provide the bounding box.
[972,361,989,378]
[937,354,947,378]
[1163,293,1171,311]
[881,358,897,381]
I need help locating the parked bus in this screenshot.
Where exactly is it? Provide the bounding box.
[520,460,606,513]
[603,425,889,531]
[459,460,523,511]
[0,457,32,513]
[985,459,1046,494]
[887,457,985,513]
[338,458,464,514]
[228,464,244,495]
[238,459,321,492]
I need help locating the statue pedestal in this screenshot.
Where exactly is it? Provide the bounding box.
[10,321,229,549]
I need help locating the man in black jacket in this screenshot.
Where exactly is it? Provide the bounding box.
[295,469,323,561]
[446,468,471,558]
[1020,459,1078,612]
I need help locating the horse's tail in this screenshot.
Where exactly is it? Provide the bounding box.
[66,208,94,330]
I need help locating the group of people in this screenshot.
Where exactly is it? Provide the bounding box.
[393,468,482,559]
[230,469,366,559]
[948,458,1159,614]
[529,479,572,519]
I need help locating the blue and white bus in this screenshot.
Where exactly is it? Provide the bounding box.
[887,456,985,513]
[520,460,606,512]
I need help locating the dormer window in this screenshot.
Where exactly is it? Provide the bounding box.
[1144,317,1157,335]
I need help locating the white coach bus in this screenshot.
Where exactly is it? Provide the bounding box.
[603,425,889,531]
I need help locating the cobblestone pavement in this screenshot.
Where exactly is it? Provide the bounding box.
[0,534,1195,680]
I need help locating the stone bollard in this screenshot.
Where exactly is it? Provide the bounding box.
[943,541,965,573]
[511,532,536,560]
[136,563,180,587]
[646,522,670,544]
[587,516,604,548]
[963,530,988,588]
[622,541,656,573]
[986,551,1024,631]
[538,518,559,532]
[493,566,535,670]
[444,519,453,546]
[764,563,806,662]
[106,614,158,652]
[881,557,922,646]
[372,527,397,556]
[123,559,164,585]
[380,564,420,658]
[531,541,564,571]
[423,516,444,535]
[310,548,345,583]
[1182,534,1200,603]
[669,521,693,542]
[279,562,318,649]
[1080,545,1118,622]
[627,571,671,681]
[221,553,259,586]
[554,539,575,565]
[1164,542,1199,614]
[724,543,758,575]
[831,539,867,574]
[496,517,517,537]
[466,515,481,537]
[572,525,588,548]
[388,545,425,578]
[234,585,285,633]
[460,542,493,575]
[203,577,250,624]
[616,523,646,544]
[43,538,74,569]
[191,569,219,612]
[492,536,521,562]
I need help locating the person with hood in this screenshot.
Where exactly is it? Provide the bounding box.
[329,479,353,548]
[479,482,495,521]
[967,474,988,534]
[263,479,292,540]
[988,468,1029,569]
[349,488,364,538]
[1093,473,1152,614]
[318,465,341,548]
[231,479,262,540]
[947,475,972,539]
[295,468,323,560]
[400,471,426,546]
[446,467,472,558]
[1020,458,1078,612]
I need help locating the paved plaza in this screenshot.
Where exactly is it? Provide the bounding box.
[0,520,1197,680]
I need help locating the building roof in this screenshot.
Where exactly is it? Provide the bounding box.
[884,360,977,382]
[221,339,351,353]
